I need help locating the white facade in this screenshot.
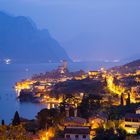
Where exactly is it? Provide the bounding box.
[64,126,90,140]
[124,114,140,134]
[136,108,140,114]
[124,120,140,134]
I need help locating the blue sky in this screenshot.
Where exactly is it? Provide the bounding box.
[0,0,140,61]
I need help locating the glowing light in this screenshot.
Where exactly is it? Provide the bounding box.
[113,59,120,63]
[106,75,125,96]
[4,58,11,64]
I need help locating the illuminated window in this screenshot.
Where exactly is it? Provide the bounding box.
[133,118,138,122]
[125,118,131,122]
[125,125,132,127]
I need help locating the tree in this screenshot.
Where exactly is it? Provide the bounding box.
[120,93,124,106]
[94,127,126,140]
[126,92,131,105]
[78,95,90,118]
[116,128,126,139]
[0,125,32,140]
[12,111,20,126]
[64,94,80,108]
[1,120,5,126]
[79,94,102,118]
[36,108,64,129]
[36,109,51,129]
[59,101,68,113]
[104,78,107,87]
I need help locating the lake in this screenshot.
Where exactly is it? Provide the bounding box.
[0,61,121,124]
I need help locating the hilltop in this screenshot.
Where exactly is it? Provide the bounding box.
[0,11,71,63]
[109,59,140,74]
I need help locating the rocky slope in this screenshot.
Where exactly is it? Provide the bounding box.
[0,12,71,63]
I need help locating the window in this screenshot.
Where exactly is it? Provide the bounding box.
[66,135,70,138]
[83,135,87,139]
[133,118,138,122]
[125,118,132,122]
[75,135,79,138]
[125,125,132,127]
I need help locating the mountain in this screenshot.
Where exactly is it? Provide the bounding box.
[0,11,71,63]
[109,59,140,74]
[123,54,140,63]
[124,59,140,68]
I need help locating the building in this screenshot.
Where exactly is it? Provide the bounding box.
[88,71,98,75]
[57,60,68,74]
[88,71,98,78]
[64,126,90,140]
[136,106,140,114]
[123,113,140,134]
[63,60,68,69]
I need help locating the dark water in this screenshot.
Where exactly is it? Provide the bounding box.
[0,62,121,124]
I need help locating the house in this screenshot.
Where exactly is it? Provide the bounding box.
[136,106,140,114]
[88,71,99,79]
[64,126,90,140]
[123,113,140,134]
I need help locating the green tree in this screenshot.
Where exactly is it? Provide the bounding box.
[126,92,131,105]
[0,125,32,140]
[79,94,102,118]
[116,128,126,139]
[36,108,64,129]
[94,127,125,140]
[12,111,20,126]
[1,120,5,126]
[120,93,124,106]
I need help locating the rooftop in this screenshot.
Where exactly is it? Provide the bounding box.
[64,117,87,124]
[64,126,90,134]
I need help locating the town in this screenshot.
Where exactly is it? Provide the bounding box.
[0,1,140,139]
[3,59,139,140]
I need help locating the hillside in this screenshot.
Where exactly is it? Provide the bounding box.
[109,59,140,74]
[0,12,71,63]
[124,59,140,68]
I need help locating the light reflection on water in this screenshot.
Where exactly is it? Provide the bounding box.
[0,62,121,124]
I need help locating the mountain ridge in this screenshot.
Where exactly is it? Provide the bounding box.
[109,59,140,74]
[0,11,71,63]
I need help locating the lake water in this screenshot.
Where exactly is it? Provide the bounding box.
[0,61,121,124]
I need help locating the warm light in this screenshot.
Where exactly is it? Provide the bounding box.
[125,128,137,134]
[106,75,125,96]
[46,132,48,137]
[40,128,55,140]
